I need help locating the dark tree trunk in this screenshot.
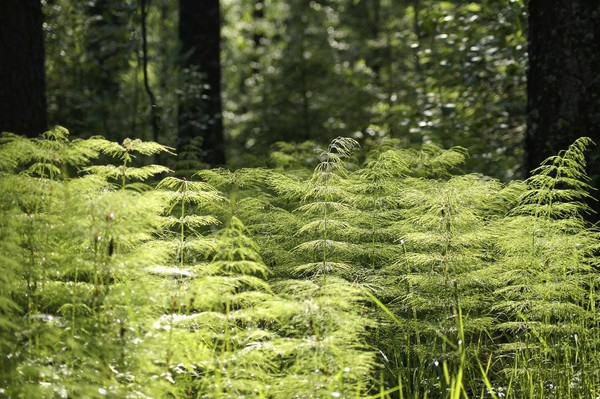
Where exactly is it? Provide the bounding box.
[526,1,600,200]
[178,0,225,166]
[0,0,47,137]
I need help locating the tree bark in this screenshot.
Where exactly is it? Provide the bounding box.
[0,0,47,137]
[525,1,600,190]
[178,0,225,166]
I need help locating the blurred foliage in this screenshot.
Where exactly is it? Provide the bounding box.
[221,0,527,177]
[43,0,527,178]
[43,0,179,145]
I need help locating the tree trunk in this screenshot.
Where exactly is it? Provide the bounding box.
[178,0,225,166]
[525,1,600,196]
[0,0,47,137]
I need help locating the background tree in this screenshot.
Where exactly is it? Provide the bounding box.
[178,0,225,166]
[525,0,600,215]
[0,0,47,137]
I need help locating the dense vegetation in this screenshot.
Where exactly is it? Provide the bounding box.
[43,0,527,178]
[1,128,599,398]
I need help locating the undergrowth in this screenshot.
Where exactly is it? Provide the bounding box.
[1,127,598,398]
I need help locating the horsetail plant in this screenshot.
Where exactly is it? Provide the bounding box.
[2,130,600,398]
[84,137,174,190]
[291,137,360,278]
[156,176,224,268]
[487,137,600,398]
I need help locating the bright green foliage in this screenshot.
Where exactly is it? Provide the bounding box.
[269,137,378,396]
[1,133,599,398]
[290,137,361,277]
[267,277,377,398]
[156,176,224,267]
[0,128,172,397]
[84,137,174,189]
[483,137,600,397]
[151,216,277,397]
[378,174,501,397]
